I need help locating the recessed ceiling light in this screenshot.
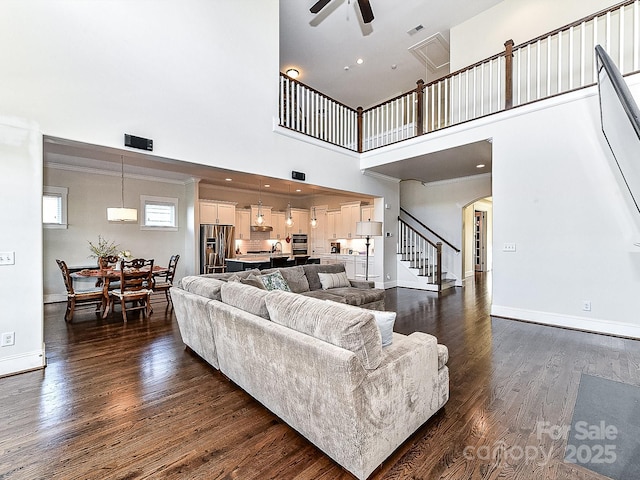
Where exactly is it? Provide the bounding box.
[476,164,485,168]
[264,184,270,188]
[285,68,300,79]
[296,189,301,192]
[344,66,350,71]
[225,178,232,181]
[356,58,364,65]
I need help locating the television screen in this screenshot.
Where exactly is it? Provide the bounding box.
[595,45,640,214]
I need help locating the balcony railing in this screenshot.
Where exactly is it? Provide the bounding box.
[279,0,640,153]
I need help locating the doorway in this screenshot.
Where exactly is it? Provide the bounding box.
[462,197,493,279]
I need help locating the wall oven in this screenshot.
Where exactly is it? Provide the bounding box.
[291,233,308,255]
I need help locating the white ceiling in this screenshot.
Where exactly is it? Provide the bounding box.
[46,1,498,192]
[280,0,503,109]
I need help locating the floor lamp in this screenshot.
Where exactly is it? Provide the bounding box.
[356,221,383,281]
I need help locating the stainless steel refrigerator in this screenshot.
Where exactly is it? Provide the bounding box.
[200,224,235,274]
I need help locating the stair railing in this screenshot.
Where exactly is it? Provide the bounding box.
[400,208,460,253]
[398,218,443,289]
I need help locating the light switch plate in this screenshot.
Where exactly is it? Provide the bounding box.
[0,252,15,265]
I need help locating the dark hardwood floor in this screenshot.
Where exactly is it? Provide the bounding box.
[1,274,637,479]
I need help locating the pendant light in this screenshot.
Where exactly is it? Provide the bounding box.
[256,180,265,225]
[310,192,318,228]
[285,184,294,227]
[107,155,138,222]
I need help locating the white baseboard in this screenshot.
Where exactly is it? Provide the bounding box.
[0,346,46,377]
[44,294,66,304]
[491,305,640,340]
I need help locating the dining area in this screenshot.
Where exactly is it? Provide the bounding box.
[54,236,180,323]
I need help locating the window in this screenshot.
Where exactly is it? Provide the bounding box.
[140,195,178,231]
[43,186,68,229]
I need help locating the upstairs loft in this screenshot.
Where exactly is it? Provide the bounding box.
[279,0,640,154]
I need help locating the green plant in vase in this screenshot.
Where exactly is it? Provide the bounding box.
[88,235,120,264]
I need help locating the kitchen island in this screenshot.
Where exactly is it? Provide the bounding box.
[225,255,319,272]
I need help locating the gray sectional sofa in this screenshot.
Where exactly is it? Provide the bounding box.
[170,264,449,480]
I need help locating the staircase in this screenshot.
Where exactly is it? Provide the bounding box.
[397,218,457,292]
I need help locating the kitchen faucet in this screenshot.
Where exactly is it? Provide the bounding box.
[272,241,282,254]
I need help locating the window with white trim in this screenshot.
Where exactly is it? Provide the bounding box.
[43,186,68,229]
[140,195,178,230]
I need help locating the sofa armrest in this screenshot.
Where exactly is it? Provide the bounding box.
[349,279,374,289]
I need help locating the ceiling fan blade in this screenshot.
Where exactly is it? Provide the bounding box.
[310,0,332,14]
[357,0,374,23]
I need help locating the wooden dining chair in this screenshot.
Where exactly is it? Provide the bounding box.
[152,254,180,305]
[96,255,121,290]
[109,258,154,322]
[56,259,105,322]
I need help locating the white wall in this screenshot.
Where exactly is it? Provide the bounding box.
[43,166,189,302]
[365,71,640,338]
[0,117,45,376]
[401,175,492,284]
[450,0,620,70]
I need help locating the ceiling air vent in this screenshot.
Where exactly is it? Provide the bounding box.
[407,24,424,35]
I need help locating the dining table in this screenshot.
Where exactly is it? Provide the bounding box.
[71,265,168,318]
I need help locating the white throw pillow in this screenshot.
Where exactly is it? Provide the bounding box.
[371,310,396,347]
[334,302,396,347]
[318,271,350,290]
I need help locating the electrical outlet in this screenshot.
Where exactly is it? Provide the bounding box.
[1,332,15,346]
[503,243,517,252]
[0,252,15,265]
[583,301,592,312]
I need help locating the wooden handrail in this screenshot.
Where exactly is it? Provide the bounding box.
[512,0,636,51]
[398,217,439,249]
[279,72,357,112]
[400,208,461,253]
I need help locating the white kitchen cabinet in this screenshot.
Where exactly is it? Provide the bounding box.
[310,206,327,254]
[250,205,272,227]
[200,201,236,225]
[327,210,341,239]
[271,211,286,240]
[340,202,361,239]
[355,255,375,279]
[235,209,251,239]
[361,205,375,222]
[288,208,309,235]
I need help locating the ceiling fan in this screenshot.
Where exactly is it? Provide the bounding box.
[310,0,374,24]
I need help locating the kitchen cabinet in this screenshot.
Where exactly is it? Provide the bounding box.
[340,202,361,239]
[309,206,327,254]
[361,205,375,222]
[355,255,375,278]
[235,209,251,239]
[288,208,309,235]
[250,205,272,227]
[271,211,286,240]
[200,201,236,225]
[327,210,341,239]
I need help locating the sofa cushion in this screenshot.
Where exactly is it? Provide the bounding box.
[318,271,350,290]
[302,263,346,291]
[179,276,226,301]
[265,290,383,370]
[220,281,270,319]
[201,269,261,282]
[337,303,396,347]
[260,270,292,291]
[299,290,347,303]
[325,286,385,307]
[278,266,310,293]
[240,273,266,289]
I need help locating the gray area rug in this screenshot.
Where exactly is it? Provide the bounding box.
[565,374,640,480]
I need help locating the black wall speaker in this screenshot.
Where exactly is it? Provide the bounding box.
[292,171,306,181]
[124,134,153,151]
